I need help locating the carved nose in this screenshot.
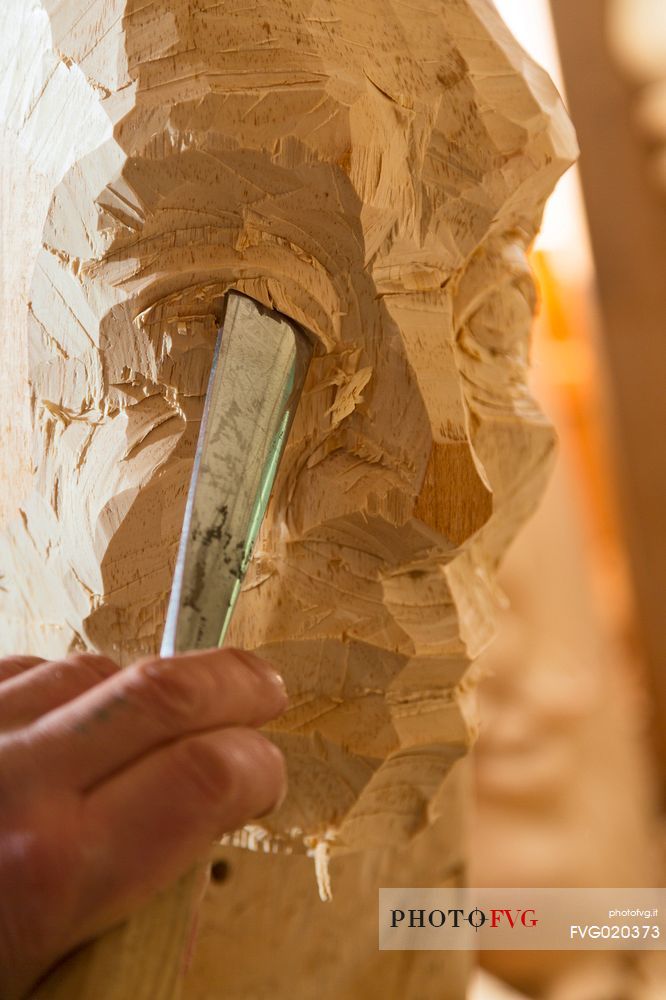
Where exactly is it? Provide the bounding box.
[414,439,493,548]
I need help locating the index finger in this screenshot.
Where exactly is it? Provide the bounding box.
[0,656,44,684]
[15,649,288,791]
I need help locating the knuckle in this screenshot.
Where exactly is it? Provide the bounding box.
[67,653,119,684]
[170,736,234,807]
[1,655,43,669]
[0,655,44,682]
[8,801,83,951]
[25,814,79,895]
[126,660,204,732]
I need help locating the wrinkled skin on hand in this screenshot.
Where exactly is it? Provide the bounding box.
[0,0,576,854]
[0,649,286,998]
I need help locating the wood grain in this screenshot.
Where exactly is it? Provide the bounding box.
[1,1,576,995]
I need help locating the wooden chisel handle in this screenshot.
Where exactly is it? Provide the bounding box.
[29,863,208,1000]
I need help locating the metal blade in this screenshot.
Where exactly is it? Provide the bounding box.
[161,292,312,655]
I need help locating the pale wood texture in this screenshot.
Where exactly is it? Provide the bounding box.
[0,0,575,997]
[0,0,111,527]
[551,0,666,779]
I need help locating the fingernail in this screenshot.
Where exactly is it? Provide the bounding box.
[234,651,287,701]
[254,740,288,817]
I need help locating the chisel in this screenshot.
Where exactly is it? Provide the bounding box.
[162,291,313,656]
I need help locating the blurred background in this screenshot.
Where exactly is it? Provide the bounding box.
[470,1,666,997]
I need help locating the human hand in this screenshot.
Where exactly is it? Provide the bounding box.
[0,648,287,998]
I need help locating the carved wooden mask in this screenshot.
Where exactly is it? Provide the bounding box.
[0,0,576,855]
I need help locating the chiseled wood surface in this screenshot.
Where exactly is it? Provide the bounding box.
[0,0,576,996]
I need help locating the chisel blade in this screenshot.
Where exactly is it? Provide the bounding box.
[161,293,312,656]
